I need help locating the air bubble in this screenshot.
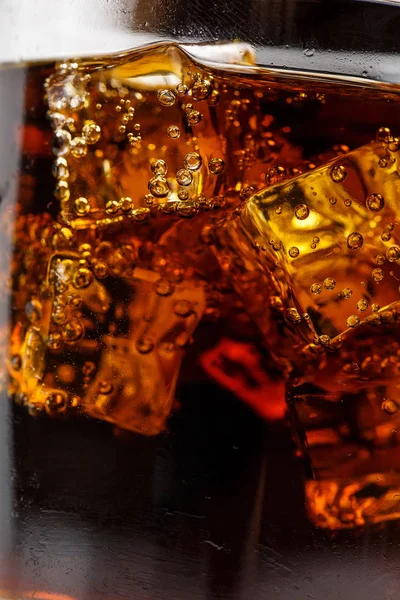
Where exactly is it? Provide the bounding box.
[148,177,170,198]
[330,165,347,183]
[52,157,69,180]
[371,303,380,312]
[372,268,384,282]
[187,110,202,126]
[82,120,101,144]
[52,129,71,156]
[323,277,336,291]
[151,159,167,176]
[167,125,180,139]
[381,231,392,242]
[376,127,391,142]
[178,189,189,201]
[25,299,42,323]
[98,381,114,395]
[54,180,70,202]
[176,169,193,186]
[174,299,193,317]
[136,338,154,354]
[184,152,202,171]
[357,299,368,312]
[192,79,212,100]
[106,200,119,214]
[70,137,87,159]
[62,320,84,342]
[294,204,310,220]
[346,314,360,328]
[74,267,93,288]
[176,83,188,96]
[287,308,302,323]
[310,283,322,295]
[288,247,300,258]
[209,157,225,175]
[74,197,90,216]
[386,246,400,262]
[94,260,108,279]
[366,193,384,212]
[342,287,353,299]
[157,89,175,106]
[382,399,399,415]
[266,165,286,186]
[155,279,174,296]
[347,232,364,250]
[120,197,133,212]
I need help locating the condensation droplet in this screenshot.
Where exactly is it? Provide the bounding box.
[209,157,225,175]
[323,277,336,291]
[346,314,360,328]
[176,169,193,186]
[288,246,300,258]
[157,89,175,106]
[294,204,310,220]
[347,232,364,250]
[366,193,384,212]
[330,165,347,183]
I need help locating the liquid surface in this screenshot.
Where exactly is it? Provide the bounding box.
[2,41,400,544]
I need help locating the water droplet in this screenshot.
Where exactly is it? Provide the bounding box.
[82,120,101,144]
[151,159,167,176]
[357,299,368,312]
[148,177,170,198]
[184,152,202,171]
[294,204,310,220]
[330,165,347,183]
[366,193,384,212]
[346,314,360,328]
[386,246,400,262]
[347,232,364,250]
[70,137,87,158]
[289,246,300,258]
[382,399,399,415]
[157,89,175,106]
[372,268,384,282]
[52,129,71,156]
[310,283,322,295]
[74,197,90,216]
[167,125,180,139]
[287,308,302,323]
[176,169,193,186]
[304,48,315,57]
[342,287,353,299]
[323,277,336,291]
[209,157,225,175]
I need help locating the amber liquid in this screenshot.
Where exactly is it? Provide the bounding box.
[3,42,400,543]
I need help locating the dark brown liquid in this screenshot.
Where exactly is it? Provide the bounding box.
[2,42,400,544]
